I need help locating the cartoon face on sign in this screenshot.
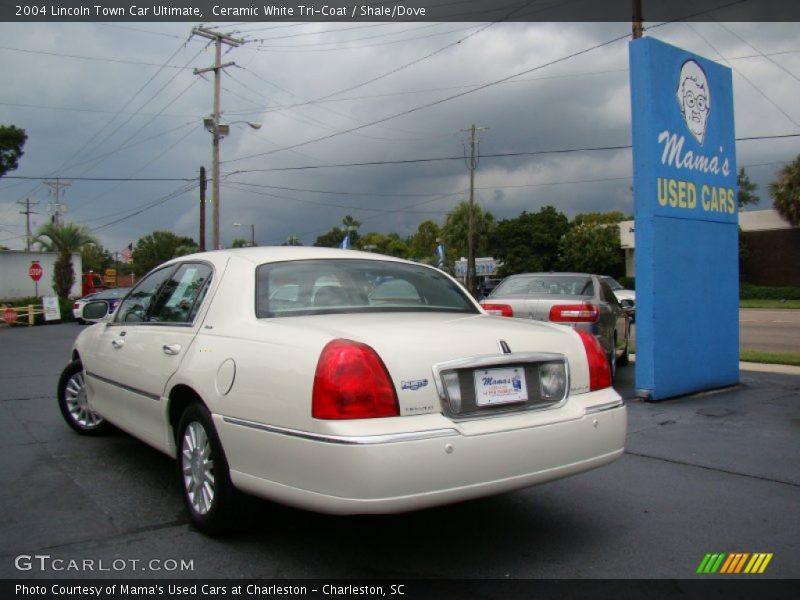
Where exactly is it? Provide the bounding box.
[676,60,711,145]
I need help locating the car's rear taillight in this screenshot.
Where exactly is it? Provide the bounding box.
[575,329,612,391]
[481,303,514,317]
[549,303,599,323]
[312,339,399,419]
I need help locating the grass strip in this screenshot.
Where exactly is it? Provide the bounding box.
[740,349,800,367]
[740,300,800,310]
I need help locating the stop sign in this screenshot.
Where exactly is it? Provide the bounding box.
[3,307,17,325]
[29,261,43,282]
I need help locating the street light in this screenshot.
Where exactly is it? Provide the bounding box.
[204,118,262,250]
[234,222,256,247]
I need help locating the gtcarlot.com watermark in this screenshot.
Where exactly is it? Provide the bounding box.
[14,554,194,573]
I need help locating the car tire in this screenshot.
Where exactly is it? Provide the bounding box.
[617,337,630,367]
[57,359,110,435]
[177,403,236,536]
[608,351,617,381]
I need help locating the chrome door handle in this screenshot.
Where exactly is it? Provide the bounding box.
[162,344,182,356]
[111,339,124,349]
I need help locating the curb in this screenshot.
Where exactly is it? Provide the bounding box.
[629,354,800,376]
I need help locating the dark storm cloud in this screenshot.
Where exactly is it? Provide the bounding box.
[1,19,798,250]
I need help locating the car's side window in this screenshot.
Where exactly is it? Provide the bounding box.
[114,267,176,324]
[600,281,619,306]
[148,263,213,324]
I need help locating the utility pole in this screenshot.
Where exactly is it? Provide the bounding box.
[17,198,38,251]
[44,178,70,225]
[461,124,487,297]
[192,27,243,250]
[632,0,644,39]
[199,166,207,252]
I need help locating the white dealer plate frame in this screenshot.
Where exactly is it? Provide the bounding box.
[473,367,527,406]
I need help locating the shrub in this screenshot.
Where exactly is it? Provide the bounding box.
[739,283,800,300]
[0,296,74,325]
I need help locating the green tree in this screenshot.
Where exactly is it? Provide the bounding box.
[281,235,303,246]
[132,231,197,276]
[231,238,250,248]
[769,155,800,226]
[572,211,628,226]
[557,221,624,277]
[314,215,362,248]
[81,244,113,273]
[443,201,495,259]
[34,221,98,299]
[0,125,27,178]
[488,206,569,275]
[737,167,759,208]
[354,232,409,258]
[407,220,441,261]
[314,227,345,248]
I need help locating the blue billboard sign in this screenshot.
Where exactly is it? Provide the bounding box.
[630,37,739,400]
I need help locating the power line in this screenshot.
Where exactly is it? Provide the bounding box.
[231,67,452,142]
[711,20,800,86]
[224,29,633,165]
[95,23,191,40]
[57,39,199,175]
[224,0,751,166]
[4,133,796,185]
[0,35,196,207]
[224,181,459,214]
[68,57,204,175]
[0,100,198,120]
[256,2,534,111]
[59,121,198,174]
[4,175,194,182]
[74,123,201,215]
[684,22,800,131]
[222,49,799,117]
[252,23,473,52]
[88,182,199,231]
[222,181,461,197]
[224,133,800,174]
[0,44,191,69]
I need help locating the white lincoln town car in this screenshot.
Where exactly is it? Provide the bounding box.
[58,247,626,534]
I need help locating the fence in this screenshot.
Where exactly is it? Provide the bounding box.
[1,304,46,327]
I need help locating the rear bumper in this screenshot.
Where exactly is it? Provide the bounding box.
[215,391,626,514]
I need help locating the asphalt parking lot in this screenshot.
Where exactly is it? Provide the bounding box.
[0,323,798,580]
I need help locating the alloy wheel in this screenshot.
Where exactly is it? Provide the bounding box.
[64,371,104,429]
[181,421,216,516]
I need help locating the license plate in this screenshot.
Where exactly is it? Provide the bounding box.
[474,367,527,406]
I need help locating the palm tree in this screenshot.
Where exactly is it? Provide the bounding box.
[35,221,97,299]
[769,155,800,227]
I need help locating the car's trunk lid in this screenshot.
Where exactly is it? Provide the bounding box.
[263,311,591,419]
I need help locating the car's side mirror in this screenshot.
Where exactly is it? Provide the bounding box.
[82,301,111,323]
[620,299,634,309]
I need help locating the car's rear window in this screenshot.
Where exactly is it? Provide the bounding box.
[256,259,477,318]
[491,275,594,297]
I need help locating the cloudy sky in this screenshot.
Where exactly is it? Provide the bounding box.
[1,13,799,254]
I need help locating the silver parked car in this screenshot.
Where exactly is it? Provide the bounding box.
[601,276,636,322]
[481,273,630,378]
